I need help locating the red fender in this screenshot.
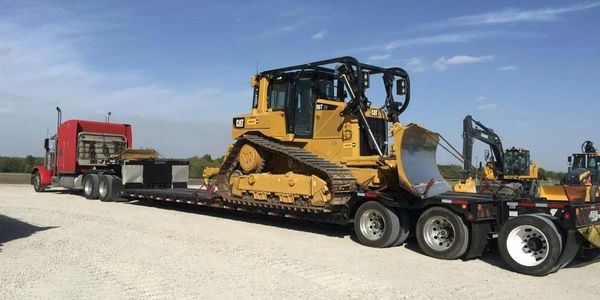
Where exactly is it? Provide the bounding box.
[32,165,53,185]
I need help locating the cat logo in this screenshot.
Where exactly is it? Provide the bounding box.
[370,109,379,116]
[233,118,245,128]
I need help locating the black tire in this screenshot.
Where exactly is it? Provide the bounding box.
[577,246,600,262]
[99,175,122,202]
[32,172,46,192]
[416,207,469,260]
[498,214,563,276]
[83,174,100,199]
[390,209,411,247]
[354,201,400,248]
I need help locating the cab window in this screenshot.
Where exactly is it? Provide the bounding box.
[268,82,288,110]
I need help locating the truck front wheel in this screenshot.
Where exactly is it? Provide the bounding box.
[354,201,400,248]
[32,172,46,192]
[416,207,469,260]
[498,214,563,276]
[83,174,100,199]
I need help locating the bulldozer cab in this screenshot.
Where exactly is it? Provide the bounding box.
[265,70,336,138]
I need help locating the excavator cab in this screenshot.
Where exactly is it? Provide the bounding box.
[503,148,532,177]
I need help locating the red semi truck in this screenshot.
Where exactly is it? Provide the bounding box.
[32,107,188,201]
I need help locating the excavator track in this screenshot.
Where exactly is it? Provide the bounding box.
[216,134,357,212]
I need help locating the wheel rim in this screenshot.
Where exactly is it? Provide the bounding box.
[506,225,549,267]
[99,179,108,198]
[359,209,386,241]
[423,216,456,251]
[84,178,93,195]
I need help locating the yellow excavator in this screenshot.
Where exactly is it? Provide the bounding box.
[453,115,538,195]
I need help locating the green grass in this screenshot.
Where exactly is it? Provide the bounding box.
[0,173,31,184]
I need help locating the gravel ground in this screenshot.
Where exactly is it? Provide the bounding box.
[1,184,599,299]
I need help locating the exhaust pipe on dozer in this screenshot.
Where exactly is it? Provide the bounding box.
[391,123,450,198]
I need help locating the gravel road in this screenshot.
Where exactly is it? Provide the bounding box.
[1,184,599,299]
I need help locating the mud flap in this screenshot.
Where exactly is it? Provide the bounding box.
[464,222,492,259]
[554,229,585,271]
[391,123,450,198]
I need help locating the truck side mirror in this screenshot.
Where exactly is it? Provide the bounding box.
[44,138,50,151]
[567,156,572,164]
[396,78,407,95]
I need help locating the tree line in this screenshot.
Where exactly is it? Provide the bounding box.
[0,156,565,180]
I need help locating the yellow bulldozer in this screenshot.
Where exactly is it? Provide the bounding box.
[215,57,448,210]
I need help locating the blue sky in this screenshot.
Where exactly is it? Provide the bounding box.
[1,0,599,171]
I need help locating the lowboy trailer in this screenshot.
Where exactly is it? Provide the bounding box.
[123,185,600,276]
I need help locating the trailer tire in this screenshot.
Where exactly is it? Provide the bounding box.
[577,246,600,262]
[390,209,411,247]
[83,174,100,199]
[416,207,469,260]
[99,175,122,202]
[498,214,563,276]
[354,201,400,248]
[32,172,46,192]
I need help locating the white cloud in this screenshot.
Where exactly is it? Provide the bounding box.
[405,56,424,66]
[0,14,244,157]
[310,30,327,40]
[477,102,499,111]
[432,55,494,71]
[367,54,391,62]
[475,97,499,111]
[498,65,517,71]
[404,56,427,72]
[348,31,498,54]
[386,31,492,50]
[430,2,600,27]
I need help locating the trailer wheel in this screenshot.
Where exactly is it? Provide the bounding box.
[83,174,100,199]
[416,207,469,260]
[32,172,46,192]
[354,201,400,248]
[99,175,122,202]
[498,214,563,276]
[390,209,411,247]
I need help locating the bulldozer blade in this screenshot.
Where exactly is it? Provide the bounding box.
[392,123,450,198]
[539,185,599,202]
[539,185,571,201]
